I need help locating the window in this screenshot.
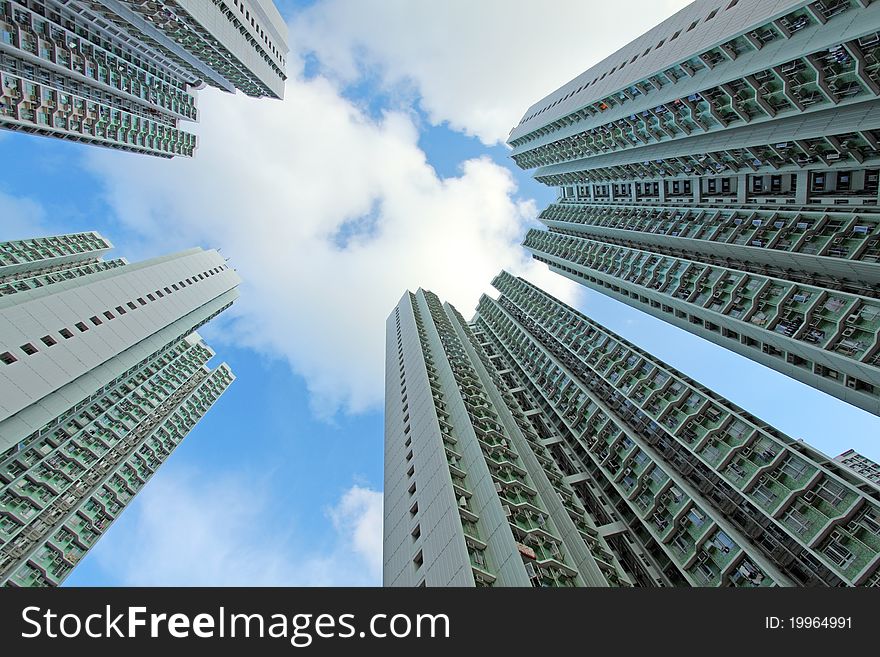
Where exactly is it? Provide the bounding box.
[752,483,776,506]
[413,550,423,569]
[147,294,156,302]
[712,530,736,553]
[408,482,417,495]
[824,535,853,568]
[39,335,57,347]
[817,479,847,508]
[687,507,706,527]
[412,525,421,540]
[59,328,73,339]
[781,455,809,480]
[90,316,102,326]
[103,311,114,320]
[75,322,89,332]
[127,301,137,310]
[115,306,127,315]
[409,501,418,516]
[137,298,146,305]
[0,351,17,365]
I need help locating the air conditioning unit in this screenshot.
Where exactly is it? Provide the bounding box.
[524,562,538,579]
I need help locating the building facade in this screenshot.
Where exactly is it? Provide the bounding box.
[835,448,880,484]
[0,231,239,586]
[0,0,288,157]
[385,287,634,587]
[510,0,880,415]
[384,272,880,587]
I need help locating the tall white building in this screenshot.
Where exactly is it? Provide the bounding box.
[0,231,239,586]
[0,0,289,157]
[511,0,880,416]
[384,274,880,587]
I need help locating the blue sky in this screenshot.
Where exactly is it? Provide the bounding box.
[1,0,878,586]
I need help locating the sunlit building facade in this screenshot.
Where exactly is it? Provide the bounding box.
[0,231,239,586]
[510,0,880,415]
[0,0,288,156]
[383,272,880,587]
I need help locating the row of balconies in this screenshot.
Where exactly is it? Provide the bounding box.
[490,275,880,582]
[529,232,880,363]
[1,13,196,117]
[511,4,875,154]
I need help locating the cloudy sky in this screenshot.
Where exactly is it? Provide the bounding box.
[2,0,879,586]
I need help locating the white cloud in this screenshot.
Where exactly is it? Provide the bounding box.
[86,71,578,417]
[289,0,692,144]
[327,485,384,579]
[78,469,383,586]
[0,191,49,239]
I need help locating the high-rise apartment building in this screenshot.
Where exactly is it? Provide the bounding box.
[0,0,288,157]
[0,231,239,586]
[385,286,634,587]
[510,0,880,415]
[835,449,880,484]
[384,272,880,587]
